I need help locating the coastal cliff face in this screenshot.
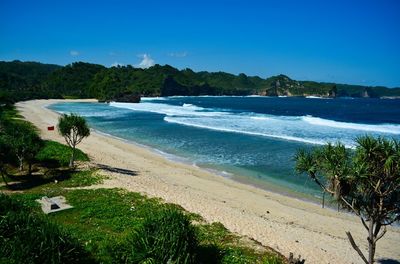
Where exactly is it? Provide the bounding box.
[264,74,337,98]
[111,92,141,103]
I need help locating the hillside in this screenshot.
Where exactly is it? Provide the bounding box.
[0,60,61,101]
[1,60,399,103]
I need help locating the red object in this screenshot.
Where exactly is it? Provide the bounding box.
[47,126,54,131]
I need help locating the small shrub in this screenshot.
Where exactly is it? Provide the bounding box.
[0,192,23,213]
[117,208,198,264]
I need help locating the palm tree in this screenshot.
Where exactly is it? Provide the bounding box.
[58,114,90,167]
[295,136,400,264]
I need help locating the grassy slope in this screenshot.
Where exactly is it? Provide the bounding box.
[9,173,283,263]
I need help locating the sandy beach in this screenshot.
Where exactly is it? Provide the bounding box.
[16,99,400,264]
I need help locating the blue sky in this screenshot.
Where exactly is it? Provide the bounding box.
[1,0,399,87]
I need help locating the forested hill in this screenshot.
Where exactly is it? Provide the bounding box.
[1,60,399,103]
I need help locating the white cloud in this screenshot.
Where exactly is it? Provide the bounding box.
[70,50,79,57]
[168,51,188,58]
[111,62,124,67]
[136,54,155,68]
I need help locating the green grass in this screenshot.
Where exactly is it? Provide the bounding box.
[196,222,282,264]
[0,193,93,264]
[55,169,105,188]
[36,140,89,166]
[12,185,284,264]
[0,104,21,120]
[115,207,198,263]
[14,188,171,263]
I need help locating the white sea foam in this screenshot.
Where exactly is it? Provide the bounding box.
[110,102,227,117]
[140,97,167,101]
[305,96,331,99]
[302,116,400,134]
[164,116,327,145]
[250,116,272,121]
[109,101,400,147]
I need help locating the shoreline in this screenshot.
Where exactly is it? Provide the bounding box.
[47,100,356,209]
[16,99,400,264]
[78,124,321,207]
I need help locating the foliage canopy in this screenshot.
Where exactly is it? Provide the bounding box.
[295,136,400,264]
[1,60,399,103]
[58,113,90,167]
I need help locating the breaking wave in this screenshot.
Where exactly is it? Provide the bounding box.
[110,101,400,147]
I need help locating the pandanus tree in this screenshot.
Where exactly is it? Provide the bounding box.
[58,114,90,167]
[295,136,400,264]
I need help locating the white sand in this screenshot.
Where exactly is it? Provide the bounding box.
[17,99,400,264]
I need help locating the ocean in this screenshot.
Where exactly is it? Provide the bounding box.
[49,96,400,200]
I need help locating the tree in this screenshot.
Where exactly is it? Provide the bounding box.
[57,114,90,167]
[6,122,42,174]
[0,133,10,186]
[294,136,400,264]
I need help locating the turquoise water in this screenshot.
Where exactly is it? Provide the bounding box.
[49,96,400,199]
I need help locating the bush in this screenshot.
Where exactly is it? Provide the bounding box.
[116,208,198,264]
[36,140,89,167]
[0,192,23,213]
[0,193,93,264]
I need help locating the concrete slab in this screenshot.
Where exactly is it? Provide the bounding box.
[36,196,73,214]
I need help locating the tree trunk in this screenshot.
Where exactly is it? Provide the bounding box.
[18,156,24,171]
[368,220,376,264]
[69,146,76,167]
[346,231,368,264]
[1,169,9,187]
[28,162,32,175]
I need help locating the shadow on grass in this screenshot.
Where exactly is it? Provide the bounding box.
[4,169,75,191]
[378,259,400,264]
[196,244,223,264]
[37,158,63,169]
[95,163,138,176]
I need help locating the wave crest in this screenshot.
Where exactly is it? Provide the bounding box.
[109,101,400,147]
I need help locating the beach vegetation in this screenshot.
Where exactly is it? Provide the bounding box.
[57,113,90,167]
[0,105,89,188]
[1,106,284,264]
[4,121,43,173]
[0,137,12,186]
[36,140,89,167]
[295,135,400,264]
[0,107,43,175]
[0,193,93,264]
[0,114,12,185]
[115,208,198,263]
[8,186,284,264]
